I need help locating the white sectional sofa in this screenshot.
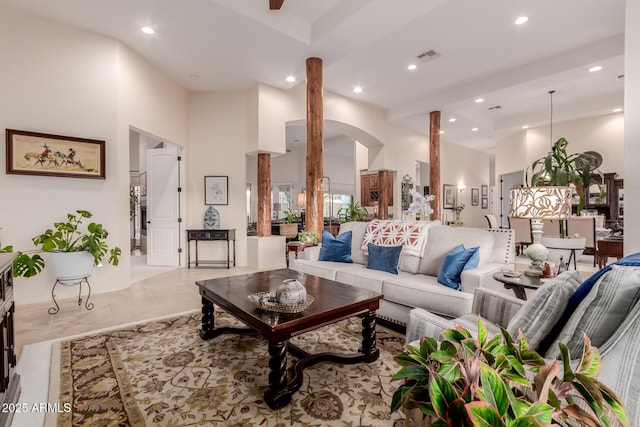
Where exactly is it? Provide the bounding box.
[290,220,515,326]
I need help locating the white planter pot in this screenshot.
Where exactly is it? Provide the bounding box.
[51,251,94,282]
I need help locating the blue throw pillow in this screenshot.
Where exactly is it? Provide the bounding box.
[437,245,480,290]
[318,230,353,263]
[367,243,403,275]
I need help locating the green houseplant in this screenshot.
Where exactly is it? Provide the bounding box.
[338,201,368,222]
[279,208,300,238]
[528,137,602,213]
[297,230,318,245]
[1,209,121,278]
[391,319,628,427]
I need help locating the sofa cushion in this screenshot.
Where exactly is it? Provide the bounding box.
[335,264,403,294]
[361,220,432,256]
[399,220,441,274]
[545,265,640,359]
[319,230,353,263]
[506,270,583,352]
[290,258,355,281]
[437,245,479,290]
[367,243,402,275]
[338,221,369,265]
[382,275,475,319]
[419,226,494,276]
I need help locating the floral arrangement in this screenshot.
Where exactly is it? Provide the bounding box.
[408,190,435,217]
[297,230,319,245]
[283,208,300,224]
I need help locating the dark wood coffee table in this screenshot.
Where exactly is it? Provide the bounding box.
[195,269,383,409]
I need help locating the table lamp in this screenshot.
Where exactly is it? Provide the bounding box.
[509,186,571,276]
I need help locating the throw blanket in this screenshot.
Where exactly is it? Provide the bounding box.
[361,220,431,257]
[538,251,640,354]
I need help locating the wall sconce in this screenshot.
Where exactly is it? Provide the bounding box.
[458,183,466,192]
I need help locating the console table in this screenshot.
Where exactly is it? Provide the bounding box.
[187,229,236,269]
[0,254,20,427]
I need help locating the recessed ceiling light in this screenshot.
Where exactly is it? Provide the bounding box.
[439,130,445,134]
[448,118,456,122]
[522,125,529,129]
[613,108,623,113]
[475,98,484,103]
[515,16,528,25]
[140,26,155,34]
[353,86,363,93]
[472,127,479,132]
[407,64,417,71]
[589,66,602,72]
[286,76,296,83]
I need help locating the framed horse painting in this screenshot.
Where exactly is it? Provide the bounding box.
[5,129,105,179]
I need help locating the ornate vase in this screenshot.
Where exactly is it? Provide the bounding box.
[276,279,307,305]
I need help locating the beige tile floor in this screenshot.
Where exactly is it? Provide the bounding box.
[15,258,259,357]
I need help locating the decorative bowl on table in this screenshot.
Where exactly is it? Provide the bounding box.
[247,291,314,314]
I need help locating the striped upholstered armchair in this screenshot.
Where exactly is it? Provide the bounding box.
[405,258,640,426]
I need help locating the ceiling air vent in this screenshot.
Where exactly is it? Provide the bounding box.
[488,105,502,110]
[417,50,440,62]
[617,74,624,81]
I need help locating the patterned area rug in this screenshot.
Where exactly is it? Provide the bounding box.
[48,310,407,426]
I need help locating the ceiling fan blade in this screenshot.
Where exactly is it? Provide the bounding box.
[269,0,284,10]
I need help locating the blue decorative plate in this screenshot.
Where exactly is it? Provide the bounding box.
[204,206,220,229]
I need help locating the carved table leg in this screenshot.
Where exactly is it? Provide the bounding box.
[199,297,216,339]
[264,341,290,409]
[360,311,380,362]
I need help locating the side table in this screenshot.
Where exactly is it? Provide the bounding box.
[492,271,542,300]
[597,238,624,268]
[540,236,586,270]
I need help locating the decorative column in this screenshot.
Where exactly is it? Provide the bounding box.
[257,153,271,237]
[305,57,324,240]
[378,170,393,219]
[429,111,441,221]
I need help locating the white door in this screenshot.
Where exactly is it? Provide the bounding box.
[147,147,180,266]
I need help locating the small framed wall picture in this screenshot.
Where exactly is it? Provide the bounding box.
[205,176,229,205]
[481,184,488,197]
[471,188,479,206]
[481,197,488,209]
[443,184,457,209]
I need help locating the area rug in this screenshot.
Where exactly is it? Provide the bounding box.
[47,309,407,426]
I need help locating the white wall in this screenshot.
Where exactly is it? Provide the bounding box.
[496,113,625,183]
[441,143,492,228]
[0,5,188,304]
[625,0,640,254]
[187,92,249,265]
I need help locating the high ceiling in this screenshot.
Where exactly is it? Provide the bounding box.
[1,0,625,153]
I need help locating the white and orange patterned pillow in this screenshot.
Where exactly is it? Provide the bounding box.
[361,220,433,257]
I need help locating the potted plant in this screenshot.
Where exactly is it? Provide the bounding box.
[1,210,121,280]
[391,319,628,426]
[337,201,368,222]
[528,137,602,214]
[279,208,300,238]
[297,230,318,245]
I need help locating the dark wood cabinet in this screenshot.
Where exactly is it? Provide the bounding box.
[0,254,19,427]
[360,170,393,207]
